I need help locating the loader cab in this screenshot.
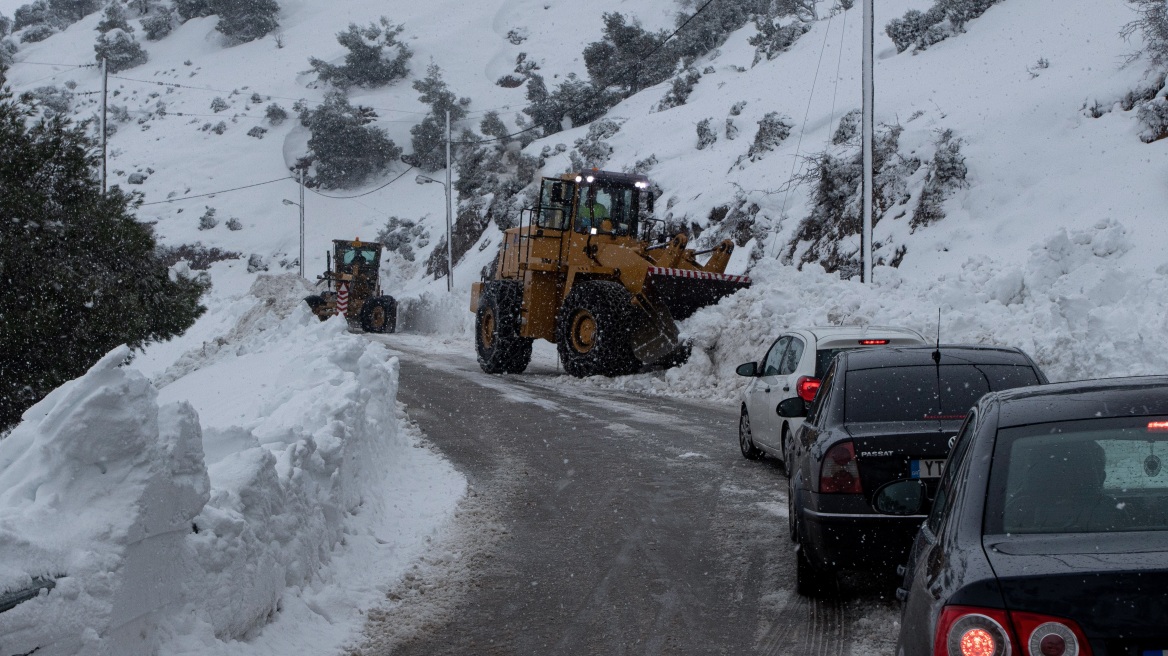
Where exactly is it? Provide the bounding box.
[333,240,380,281]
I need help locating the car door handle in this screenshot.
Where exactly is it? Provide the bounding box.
[783,385,790,392]
[895,587,909,602]
[764,387,771,393]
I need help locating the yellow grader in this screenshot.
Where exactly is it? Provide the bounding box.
[470,170,751,377]
[305,238,397,333]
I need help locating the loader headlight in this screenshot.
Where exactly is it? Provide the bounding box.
[590,228,598,235]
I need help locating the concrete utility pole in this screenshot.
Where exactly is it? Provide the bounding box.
[100,57,108,195]
[861,0,874,284]
[444,109,453,293]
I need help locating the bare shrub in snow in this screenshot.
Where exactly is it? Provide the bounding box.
[309,18,411,90]
[696,117,717,149]
[832,108,862,145]
[298,92,401,189]
[1138,97,1168,142]
[911,129,968,230]
[210,0,279,43]
[156,242,241,269]
[1124,0,1168,67]
[265,102,286,124]
[94,28,148,72]
[657,68,701,111]
[198,207,218,230]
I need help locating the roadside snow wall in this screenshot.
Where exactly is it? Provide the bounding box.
[0,276,406,656]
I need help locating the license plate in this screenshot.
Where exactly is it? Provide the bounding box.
[911,459,947,479]
[1142,650,1168,656]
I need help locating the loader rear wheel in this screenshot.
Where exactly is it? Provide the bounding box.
[360,296,397,334]
[476,281,532,374]
[556,281,641,378]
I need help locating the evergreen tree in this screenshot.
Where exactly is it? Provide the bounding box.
[0,12,11,36]
[209,0,278,43]
[298,91,401,189]
[582,12,675,95]
[0,66,207,430]
[48,0,101,23]
[96,1,130,33]
[13,0,51,30]
[309,18,411,89]
[406,64,469,172]
[173,0,212,21]
[142,5,174,40]
[94,27,147,71]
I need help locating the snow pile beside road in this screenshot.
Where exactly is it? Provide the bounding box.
[591,219,1168,404]
[0,277,465,656]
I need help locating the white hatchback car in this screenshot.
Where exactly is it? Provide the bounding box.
[735,326,927,473]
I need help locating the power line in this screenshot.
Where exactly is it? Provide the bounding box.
[305,165,418,199]
[14,61,97,68]
[139,176,292,206]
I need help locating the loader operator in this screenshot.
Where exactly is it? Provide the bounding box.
[576,194,610,232]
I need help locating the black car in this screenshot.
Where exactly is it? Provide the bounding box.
[895,377,1168,656]
[782,345,1047,596]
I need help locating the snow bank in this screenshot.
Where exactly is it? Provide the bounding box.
[0,275,465,656]
[588,220,1168,403]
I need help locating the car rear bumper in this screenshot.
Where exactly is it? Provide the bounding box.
[800,496,925,573]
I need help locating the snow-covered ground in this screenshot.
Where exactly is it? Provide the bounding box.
[0,272,465,655]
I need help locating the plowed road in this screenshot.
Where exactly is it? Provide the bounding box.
[354,335,899,656]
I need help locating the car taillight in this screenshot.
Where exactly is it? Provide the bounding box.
[819,441,862,494]
[1011,611,1091,656]
[796,376,821,402]
[934,606,1094,656]
[935,606,1014,656]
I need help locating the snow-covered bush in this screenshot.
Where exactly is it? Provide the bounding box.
[569,118,621,170]
[28,84,72,116]
[0,11,11,35]
[376,216,424,262]
[522,72,620,136]
[265,102,286,124]
[746,111,793,161]
[911,129,967,230]
[309,18,412,90]
[142,6,174,40]
[696,117,717,149]
[657,68,701,111]
[198,206,218,230]
[246,125,266,138]
[298,92,401,189]
[210,0,279,43]
[174,0,211,21]
[0,39,15,67]
[1138,96,1168,142]
[210,96,228,112]
[225,217,243,230]
[94,28,148,72]
[156,242,240,269]
[406,64,470,172]
[885,0,1001,53]
[750,17,810,65]
[832,108,862,145]
[20,23,54,42]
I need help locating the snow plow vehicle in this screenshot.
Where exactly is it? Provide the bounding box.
[470,170,751,377]
[305,238,397,333]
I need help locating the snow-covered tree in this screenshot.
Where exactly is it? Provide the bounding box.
[95,2,130,33]
[522,72,621,136]
[49,0,101,22]
[13,0,51,30]
[406,64,470,172]
[298,92,401,189]
[0,12,11,35]
[173,0,211,21]
[583,12,674,96]
[142,5,174,40]
[94,28,147,72]
[209,0,279,43]
[309,18,411,89]
[0,69,207,430]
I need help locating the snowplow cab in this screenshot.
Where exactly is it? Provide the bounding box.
[470,170,751,377]
[304,238,397,333]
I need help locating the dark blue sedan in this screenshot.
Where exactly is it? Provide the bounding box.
[894,377,1168,656]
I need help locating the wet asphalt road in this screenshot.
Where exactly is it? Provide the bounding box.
[354,337,899,656]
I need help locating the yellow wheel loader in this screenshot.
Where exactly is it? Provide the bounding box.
[305,238,397,333]
[470,170,751,377]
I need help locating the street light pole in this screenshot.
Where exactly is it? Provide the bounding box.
[100,57,107,195]
[444,109,453,293]
[298,168,305,279]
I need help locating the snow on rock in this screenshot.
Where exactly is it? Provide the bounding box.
[0,276,465,656]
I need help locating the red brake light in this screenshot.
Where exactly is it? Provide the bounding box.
[1148,421,1168,432]
[934,606,1093,656]
[819,441,862,494]
[935,606,1014,656]
[796,376,821,402]
[858,339,889,345]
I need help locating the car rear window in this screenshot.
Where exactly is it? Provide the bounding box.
[815,349,848,379]
[985,417,1168,535]
[843,364,1040,423]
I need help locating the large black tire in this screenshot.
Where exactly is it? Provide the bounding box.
[555,280,641,378]
[476,281,533,374]
[360,296,397,333]
[739,406,763,460]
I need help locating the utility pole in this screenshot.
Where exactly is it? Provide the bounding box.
[861,0,874,284]
[100,57,108,195]
[298,168,305,279]
[444,109,453,293]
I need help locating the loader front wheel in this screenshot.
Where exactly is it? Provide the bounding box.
[476,281,533,374]
[556,281,641,378]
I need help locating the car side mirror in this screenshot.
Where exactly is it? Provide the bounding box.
[776,397,807,418]
[735,362,757,377]
[872,479,928,516]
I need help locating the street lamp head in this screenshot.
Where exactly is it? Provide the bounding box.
[415,175,435,186]
[282,199,297,206]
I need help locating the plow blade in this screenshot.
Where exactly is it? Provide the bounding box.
[646,267,752,322]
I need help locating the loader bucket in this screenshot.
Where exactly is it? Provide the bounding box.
[645,267,752,322]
